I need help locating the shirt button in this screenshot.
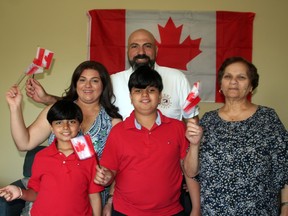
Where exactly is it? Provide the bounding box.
[63,161,66,164]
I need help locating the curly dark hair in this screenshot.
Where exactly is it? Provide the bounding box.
[217,56,259,91]
[62,61,122,119]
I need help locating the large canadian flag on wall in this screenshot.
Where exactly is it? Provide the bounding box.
[88,9,255,102]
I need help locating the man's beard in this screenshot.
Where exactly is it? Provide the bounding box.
[129,54,155,70]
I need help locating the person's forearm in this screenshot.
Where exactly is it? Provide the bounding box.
[89,193,102,216]
[106,181,115,204]
[102,181,115,216]
[43,94,61,106]
[20,188,37,202]
[184,145,200,178]
[282,185,288,201]
[281,184,288,215]
[185,175,201,216]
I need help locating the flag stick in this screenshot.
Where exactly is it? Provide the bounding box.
[193,107,196,118]
[95,154,101,169]
[16,74,26,86]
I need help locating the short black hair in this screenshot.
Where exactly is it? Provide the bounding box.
[47,100,83,125]
[128,65,163,92]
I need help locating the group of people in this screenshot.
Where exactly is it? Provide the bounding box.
[0,28,287,216]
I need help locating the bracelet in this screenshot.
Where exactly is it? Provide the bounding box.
[17,187,23,199]
[281,201,288,207]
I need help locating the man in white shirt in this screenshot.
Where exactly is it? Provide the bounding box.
[111,29,197,120]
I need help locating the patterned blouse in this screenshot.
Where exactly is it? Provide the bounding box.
[48,106,113,205]
[199,106,288,216]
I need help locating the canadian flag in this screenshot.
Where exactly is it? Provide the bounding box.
[87,10,255,103]
[70,134,96,160]
[26,47,54,75]
[183,81,201,118]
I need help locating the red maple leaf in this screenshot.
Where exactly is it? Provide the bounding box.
[74,141,86,152]
[156,17,202,71]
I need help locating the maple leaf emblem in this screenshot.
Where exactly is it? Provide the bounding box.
[74,141,86,152]
[156,17,202,70]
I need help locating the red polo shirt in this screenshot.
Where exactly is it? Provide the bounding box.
[28,140,103,216]
[101,110,188,215]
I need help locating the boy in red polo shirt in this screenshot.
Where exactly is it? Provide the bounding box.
[94,66,202,216]
[0,100,103,216]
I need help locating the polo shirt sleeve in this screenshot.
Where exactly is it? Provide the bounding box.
[100,127,122,172]
[27,154,42,192]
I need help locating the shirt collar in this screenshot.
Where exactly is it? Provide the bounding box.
[45,139,61,156]
[124,109,172,130]
[46,139,77,159]
[134,111,162,130]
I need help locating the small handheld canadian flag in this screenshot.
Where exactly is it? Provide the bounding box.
[70,134,101,167]
[182,81,201,118]
[16,47,54,85]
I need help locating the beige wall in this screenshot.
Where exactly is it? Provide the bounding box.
[0,0,287,186]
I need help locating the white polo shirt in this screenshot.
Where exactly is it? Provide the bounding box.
[111,63,197,120]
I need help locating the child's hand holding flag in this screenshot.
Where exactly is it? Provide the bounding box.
[70,134,101,167]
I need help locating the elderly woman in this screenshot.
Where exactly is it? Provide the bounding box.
[184,56,288,215]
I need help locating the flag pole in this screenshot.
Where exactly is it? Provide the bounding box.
[16,73,26,86]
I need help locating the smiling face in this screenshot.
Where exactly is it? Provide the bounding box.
[220,62,253,100]
[130,86,161,115]
[76,69,103,104]
[127,29,157,69]
[51,119,80,143]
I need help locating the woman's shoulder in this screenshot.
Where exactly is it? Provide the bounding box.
[111,118,122,127]
[257,105,275,112]
[254,105,278,118]
[200,109,220,126]
[202,109,219,119]
[254,105,283,123]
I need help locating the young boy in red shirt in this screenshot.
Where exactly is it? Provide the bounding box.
[94,66,202,215]
[0,100,103,216]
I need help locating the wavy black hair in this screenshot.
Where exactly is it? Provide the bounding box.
[62,61,122,119]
